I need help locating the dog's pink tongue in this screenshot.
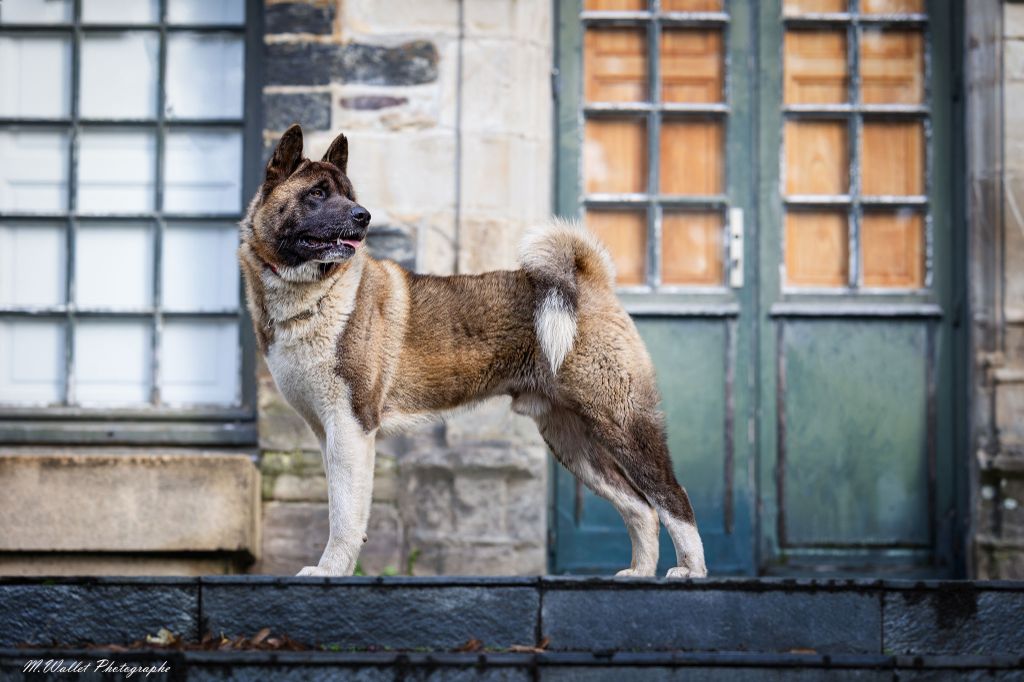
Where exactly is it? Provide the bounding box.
[341,239,361,249]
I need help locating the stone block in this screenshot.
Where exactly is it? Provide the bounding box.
[1005,39,1024,83]
[883,587,1024,655]
[444,397,544,448]
[0,555,240,577]
[251,502,328,575]
[1007,3,1024,40]
[976,543,1024,580]
[337,41,439,86]
[406,539,545,576]
[342,0,458,37]
[265,42,338,86]
[263,91,332,132]
[453,471,509,537]
[345,131,456,215]
[460,40,552,139]
[0,452,259,555]
[463,0,552,43]
[360,503,403,575]
[333,83,445,133]
[265,2,335,35]
[366,225,416,269]
[541,586,881,653]
[996,381,1024,444]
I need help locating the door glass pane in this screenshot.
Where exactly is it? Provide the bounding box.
[0,0,72,23]
[80,33,159,119]
[783,0,846,13]
[81,0,159,24]
[784,120,848,195]
[861,121,924,196]
[662,212,722,285]
[77,130,156,213]
[861,0,923,13]
[168,0,245,25]
[165,34,244,119]
[663,0,722,9]
[163,130,243,214]
[586,210,646,286]
[0,320,65,405]
[584,119,647,194]
[0,36,71,118]
[76,223,154,309]
[785,211,848,287]
[661,29,723,103]
[660,120,723,195]
[862,210,923,288]
[0,222,65,307]
[0,130,69,213]
[163,223,239,311]
[861,29,924,105]
[161,319,238,406]
[784,30,848,105]
[74,319,152,405]
[584,28,647,103]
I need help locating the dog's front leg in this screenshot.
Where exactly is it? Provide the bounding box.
[297,415,376,577]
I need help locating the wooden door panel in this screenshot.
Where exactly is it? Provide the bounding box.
[861,0,924,14]
[784,211,848,288]
[785,120,849,196]
[584,118,647,194]
[661,29,723,103]
[861,121,924,196]
[784,30,848,105]
[660,120,724,195]
[584,28,647,103]
[783,0,846,14]
[585,210,647,286]
[861,210,924,288]
[662,211,724,285]
[584,0,646,10]
[861,29,924,104]
[662,0,723,10]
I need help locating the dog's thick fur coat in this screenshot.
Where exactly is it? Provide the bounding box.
[240,126,706,577]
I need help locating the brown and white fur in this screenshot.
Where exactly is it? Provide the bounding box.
[240,125,707,578]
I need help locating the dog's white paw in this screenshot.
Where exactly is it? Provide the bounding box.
[296,565,330,577]
[615,568,654,578]
[666,566,707,579]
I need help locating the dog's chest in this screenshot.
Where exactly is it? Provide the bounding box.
[266,329,345,433]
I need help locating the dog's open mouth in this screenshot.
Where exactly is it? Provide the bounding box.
[298,236,363,260]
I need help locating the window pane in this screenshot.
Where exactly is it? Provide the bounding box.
[861,29,924,105]
[163,130,243,214]
[80,33,159,119]
[861,121,924,196]
[0,0,72,24]
[76,222,154,309]
[0,319,65,406]
[784,30,848,104]
[584,28,647,103]
[785,211,848,287]
[163,223,239,311]
[784,120,848,196]
[584,0,646,8]
[77,130,156,213]
[0,130,69,213]
[862,0,923,13]
[0,36,71,118]
[663,0,722,9]
[586,210,646,286]
[584,119,647,194]
[661,29,723,104]
[75,319,152,405]
[660,120,723,195]
[166,34,244,119]
[662,212,723,286]
[81,0,159,23]
[168,0,245,25]
[161,319,238,406]
[0,222,65,307]
[783,0,846,13]
[862,210,924,288]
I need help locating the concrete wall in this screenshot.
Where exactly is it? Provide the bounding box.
[253,0,553,576]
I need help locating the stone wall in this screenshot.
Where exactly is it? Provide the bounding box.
[253,0,553,576]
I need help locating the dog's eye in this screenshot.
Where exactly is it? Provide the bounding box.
[309,188,325,200]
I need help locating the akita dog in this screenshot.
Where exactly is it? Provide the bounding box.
[240,125,707,578]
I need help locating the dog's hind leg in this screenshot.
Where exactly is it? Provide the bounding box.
[537,408,660,577]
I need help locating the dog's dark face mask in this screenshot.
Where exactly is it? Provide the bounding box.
[253,124,371,268]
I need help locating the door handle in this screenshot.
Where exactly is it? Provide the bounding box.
[729,207,744,288]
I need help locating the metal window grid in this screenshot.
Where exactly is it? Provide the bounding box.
[780,1,932,295]
[0,0,262,434]
[578,0,732,295]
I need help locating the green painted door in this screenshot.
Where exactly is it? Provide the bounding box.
[551,0,961,577]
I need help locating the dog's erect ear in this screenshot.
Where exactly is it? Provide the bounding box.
[265,124,304,188]
[321,132,348,174]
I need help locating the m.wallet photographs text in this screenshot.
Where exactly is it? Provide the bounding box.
[22,658,171,678]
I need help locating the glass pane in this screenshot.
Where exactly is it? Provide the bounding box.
[662,212,723,286]
[82,0,159,23]
[785,211,848,287]
[165,33,244,119]
[163,223,239,311]
[163,130,243,214]
[661,29,723,103]
[0,0,72,23]
[585,0,646,8]
[0,130,69,213]
[161,319,238,406]
[784,30,848,104]
[584,28,647,103]
[663,0,722,9]
[168,0,245,24]
[75,319,152,405]
[584,119,647,194]
[785,120,848,196]
[862,210,924,288]
[861,121,924,196]
[861,29,924,105]
[0,222,65,307]
[783,0,846,13]
[862,0,923,13]
[80,32,159,119]
[77,130,156,214]
[0,320,65,406]
[0,36,72,117]
[76,222,154,309]
[660,120,723,195]
[586,210,646,286]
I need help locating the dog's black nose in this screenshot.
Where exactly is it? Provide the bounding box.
[351,206,371,227]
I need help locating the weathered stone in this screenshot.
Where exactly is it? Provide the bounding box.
[263,91,332,132]
[359,503,403,576]
[0,555,240,576]
[264,42,337,86]
[366,225,416,269]
[251,502,328,575]
[340,95,409,110]
[883,587,1024,655]
[408,539,545,576]
[336,41,439,86]
[265,2,335,35]
[1007,4,1024,40]
[342,0,458,37]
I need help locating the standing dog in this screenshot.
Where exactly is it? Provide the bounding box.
[240,125,707,578]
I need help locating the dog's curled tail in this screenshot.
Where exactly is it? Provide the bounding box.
[519,218,615,373]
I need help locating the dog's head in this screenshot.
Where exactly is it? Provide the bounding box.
[243,124,370,272]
